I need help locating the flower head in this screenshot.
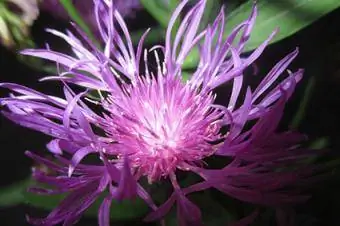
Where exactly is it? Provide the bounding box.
[0,0,325,225]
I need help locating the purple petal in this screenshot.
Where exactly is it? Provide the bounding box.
[68,146,95,177]
[98,196,112,226]
[47,139,63,154]
[112,156,137,200]
[176,192,202,226]
[228,88,252,140]
[144,193,176,222]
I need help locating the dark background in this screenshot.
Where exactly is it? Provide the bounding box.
[1,2,340,225]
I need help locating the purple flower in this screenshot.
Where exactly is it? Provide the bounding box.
[0,0,325,225]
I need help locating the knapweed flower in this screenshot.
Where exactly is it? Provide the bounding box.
[41,0,140,34]
[0,0,325,225]
[0,0,39,48]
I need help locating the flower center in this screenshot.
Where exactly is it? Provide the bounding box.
[104,76,224,182]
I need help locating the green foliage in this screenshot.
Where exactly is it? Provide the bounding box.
[140,0,180,28]
[0,179,31,207]
[183,0,340,69]
[59,0,99,47]
[0,179,149,221]
[164,191,236,226]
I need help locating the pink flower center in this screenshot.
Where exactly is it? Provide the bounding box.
[104,76,224,182]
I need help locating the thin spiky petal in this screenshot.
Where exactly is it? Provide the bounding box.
[0,1,325,225]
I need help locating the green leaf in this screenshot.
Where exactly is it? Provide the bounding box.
[181,71,192,82]
[87,196,149,220]
[0,179,31,207]
[301,137,328,165]
[59,0,99,47]
[290,76,316,129]
[200,0,218,28]
[0,177,149,220]
[232,0,340,52]
[130,27,165,45]
[310,137,329,150]
[183,0,340,69]
[23,189,66,209]
[23,190,149,221]
[182,48,200,70]
[165,191,236,225]
[140,0,179,28]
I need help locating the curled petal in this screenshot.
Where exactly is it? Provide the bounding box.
[68,146,96,177]
[46,139,63,154]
